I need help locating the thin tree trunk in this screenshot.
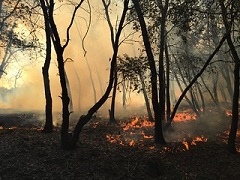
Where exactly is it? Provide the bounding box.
[69,0,129,149]
[122,79,127,110]
[165,42,171,123]
[109,71,117,123]
[174,72,197,114]
[139,72,154,122]
[175,58,199,115]
[48,0,72,148]
[40,0,53,133]
[200,75,220,108]
[64,70,73,112]
[158,0,169,139]
[102,0,118,123]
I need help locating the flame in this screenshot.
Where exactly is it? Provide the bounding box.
[181,136,208,150]
[174,110,196,122]
[182,139,189,150]
[225,110,232,116]
[131,117,139,126]
[141,119,154,127]
[129,140,135,146]
[141,131,153,139]
[106,117,155,147]
[149,146,155,150]
[123,117,154,131]
[106,134,117,143]
[92,122,100,128]
[191,136,208,145]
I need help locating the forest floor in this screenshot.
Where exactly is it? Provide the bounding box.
[0,109,240,180]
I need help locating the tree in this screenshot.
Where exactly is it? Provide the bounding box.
[0,1,39,79]
[219,0,240,153]
[40,0,53,133]
[132,0,166,144]
[102,0,118,123]
[40,0,130,149]
[117,54,154,122]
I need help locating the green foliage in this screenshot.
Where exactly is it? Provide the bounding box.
[117,54,150,93]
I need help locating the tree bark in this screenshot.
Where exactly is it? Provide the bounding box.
[219,0,240,153]
[133,0,166,144]
[102,0,118,123]
[165,42,171,123]
[139,72,154,122]
[40,0,53,133]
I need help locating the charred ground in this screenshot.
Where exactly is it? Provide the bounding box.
[0,110,240,180]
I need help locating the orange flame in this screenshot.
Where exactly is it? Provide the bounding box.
[141,131,153,139]
[174,110,196,122]
[129,140,135,146]
[182,139,189,150]
[225,110,232,116]
[131,117,139,126]
[191,136,208,145]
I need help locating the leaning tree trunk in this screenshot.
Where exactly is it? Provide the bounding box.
[67,0,129,149]
[40,0,53,133]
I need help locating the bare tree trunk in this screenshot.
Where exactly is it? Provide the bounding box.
[139,72,154,122]
[102,0,117,123]
[47,0,84,148]
[200,75,220,109]
[211,16,233,102]
[175,58,199,115]
[157,0,169,140]
[64,70,73,112]
[219,0,240,153]
[165,42,171,123]
[85,56,97,104]
[72,64,82,113]
[174,72,197,113]
[133,0,166,144]
[69,0,129,149]
[122,79,127,110]
[109,70,117,123]
[40,0,53,133]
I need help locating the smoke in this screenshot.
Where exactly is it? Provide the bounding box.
[0,0,143,122]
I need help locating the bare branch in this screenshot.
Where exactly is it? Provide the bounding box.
[82,0,91,56]
[102,0,115,48]
[62,0,84,50]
